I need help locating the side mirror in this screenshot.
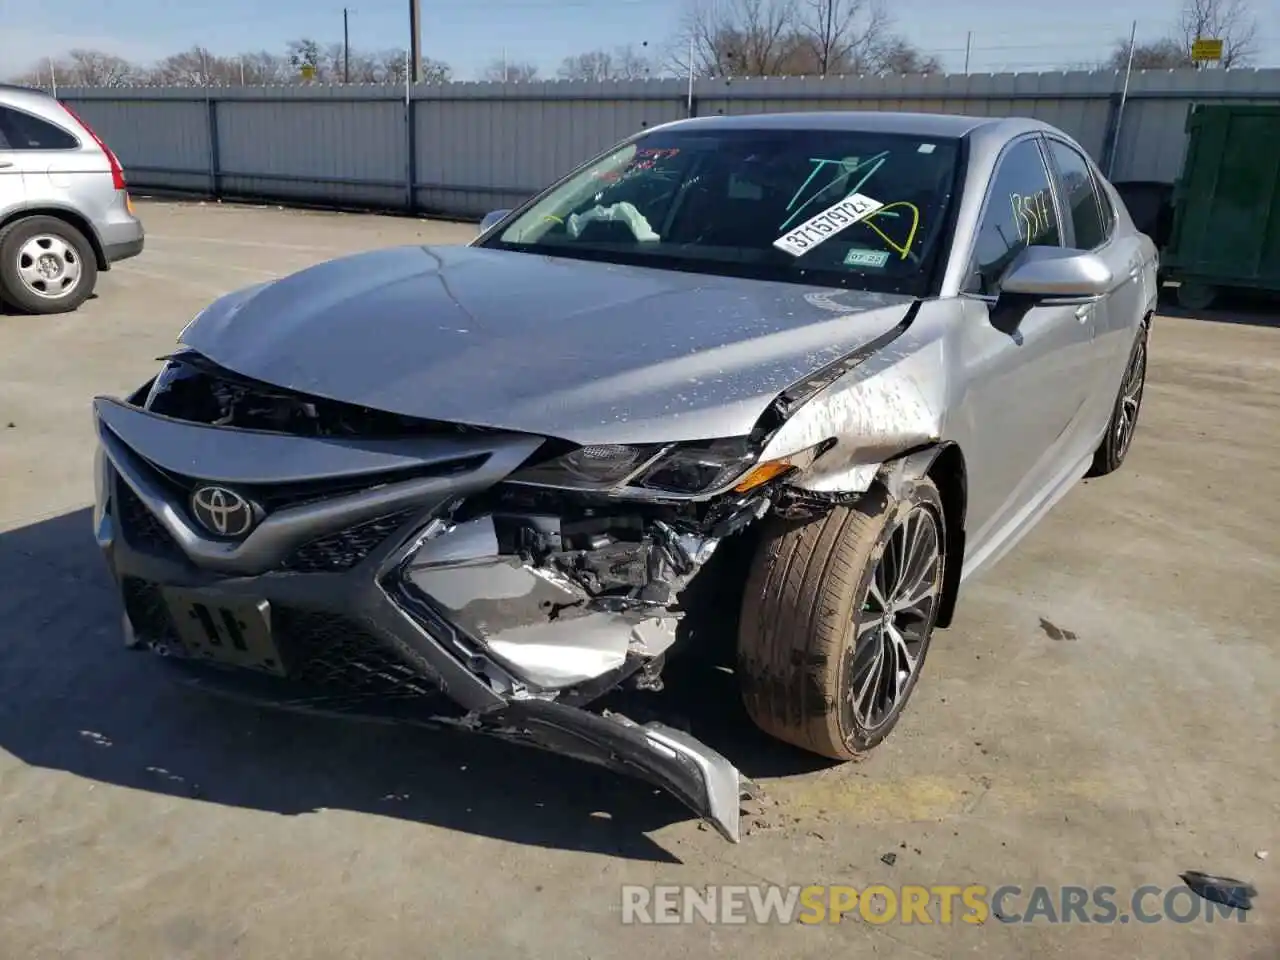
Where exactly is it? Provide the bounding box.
[1000,246,1113,300]
[478,209,512,236]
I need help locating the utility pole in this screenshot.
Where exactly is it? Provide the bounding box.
[409,0,423,84]
[343,7,350,83]
[823,0,834,76]
[1109,20,1138,178]
[686,34,694,114]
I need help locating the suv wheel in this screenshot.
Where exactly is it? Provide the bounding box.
[0,216,98,314]
[737,479,946,760]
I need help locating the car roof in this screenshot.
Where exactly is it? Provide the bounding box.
[656,109,1052,142]
[0,84,57,109]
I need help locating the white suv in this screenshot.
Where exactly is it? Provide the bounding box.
[0,84,144,314]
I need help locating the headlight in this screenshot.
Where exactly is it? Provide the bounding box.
[635,438,756,495]
[511,438,813,498]
[513,443,665,490]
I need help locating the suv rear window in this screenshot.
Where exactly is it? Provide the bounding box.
[0,106,79,150]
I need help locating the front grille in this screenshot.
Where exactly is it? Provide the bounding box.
[121,577,181,647]
[121,575,443,701]
[273,608,442,698]
[116,483,181,556]
[282,510,418,573]
[151,458,486,514]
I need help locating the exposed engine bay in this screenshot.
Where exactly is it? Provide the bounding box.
[399,482,774,696]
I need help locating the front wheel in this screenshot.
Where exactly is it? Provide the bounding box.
[0,216,98,314]
[737,479,946,760]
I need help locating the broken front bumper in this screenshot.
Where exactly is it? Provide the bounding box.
[93,397,747,841]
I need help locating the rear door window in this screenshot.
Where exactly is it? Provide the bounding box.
[1045,139,1110,250]
[0,107,79,150]
[966,138,1061,295]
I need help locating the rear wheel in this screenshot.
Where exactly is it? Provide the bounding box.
[0,216,98,314]
[1088,324,1148,477]
[737,479,945,760]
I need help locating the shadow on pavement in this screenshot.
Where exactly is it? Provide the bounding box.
[1158,284,1280,328]
[0,507,827,863]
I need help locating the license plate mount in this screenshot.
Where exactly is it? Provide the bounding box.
[162,588,287,677]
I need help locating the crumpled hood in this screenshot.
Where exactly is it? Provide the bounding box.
[180,244,915,445]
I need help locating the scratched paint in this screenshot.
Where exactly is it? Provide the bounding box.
[761,335,945,493]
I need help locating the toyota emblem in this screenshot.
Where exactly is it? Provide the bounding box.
[190,485,256,538]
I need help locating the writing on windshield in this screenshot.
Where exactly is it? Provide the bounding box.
[488,129,960,295]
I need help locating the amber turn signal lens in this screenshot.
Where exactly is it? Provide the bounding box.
[733,460,793,493]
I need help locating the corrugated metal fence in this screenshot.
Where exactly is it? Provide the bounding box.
[57,68,1280,219]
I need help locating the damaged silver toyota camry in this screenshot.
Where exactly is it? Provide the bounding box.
[93,111,1158,841]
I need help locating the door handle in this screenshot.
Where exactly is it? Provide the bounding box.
[1075,305,1091,322]
[0,160,14,169]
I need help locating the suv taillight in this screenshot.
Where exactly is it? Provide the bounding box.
[59,102,126,191]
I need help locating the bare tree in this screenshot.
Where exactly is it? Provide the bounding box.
[869,35,942,74]
[1177,0,1258,66]
[482,59,539,82]
[3,40,450,88]
[61,49,142,86]
[149,46,236,86]
[8,49,142,88]
[673,0,800,77]
[377,50,409,84]
[1104,36,1192,70]
[376,50,449,83]
[615,44,655,79]
[323,42,350,81]
[671,0,935,77]
[558,45,652,80]
[421,57,452,84]
[237,51,293,84]
[795,0,892,75]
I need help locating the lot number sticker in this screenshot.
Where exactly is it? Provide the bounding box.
[774,192,885,257]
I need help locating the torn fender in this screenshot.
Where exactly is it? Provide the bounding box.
[760,319,949,494]
[489,699,748,842]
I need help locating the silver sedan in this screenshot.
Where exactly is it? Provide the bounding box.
[93,111,1158,842]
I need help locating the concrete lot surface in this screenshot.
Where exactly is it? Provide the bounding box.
[0,200,1276,959]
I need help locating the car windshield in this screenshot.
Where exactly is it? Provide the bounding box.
[481,126,962,296]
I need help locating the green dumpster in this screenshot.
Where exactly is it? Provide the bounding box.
[1162,103,1280,310]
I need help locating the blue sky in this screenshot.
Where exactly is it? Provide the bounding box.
[2,0,1277,80]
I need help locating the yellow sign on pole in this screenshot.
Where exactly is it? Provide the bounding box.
[300,64,317,80]
[1191,38,1224,62]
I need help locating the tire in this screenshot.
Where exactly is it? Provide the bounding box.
[1088,324,1148,477]
[0,216,98,314]
[1175,281,1216,311]
[737,478,946,761]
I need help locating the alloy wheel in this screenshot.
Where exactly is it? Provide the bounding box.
[1116,336,1146,460]
[848,504,943,732]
